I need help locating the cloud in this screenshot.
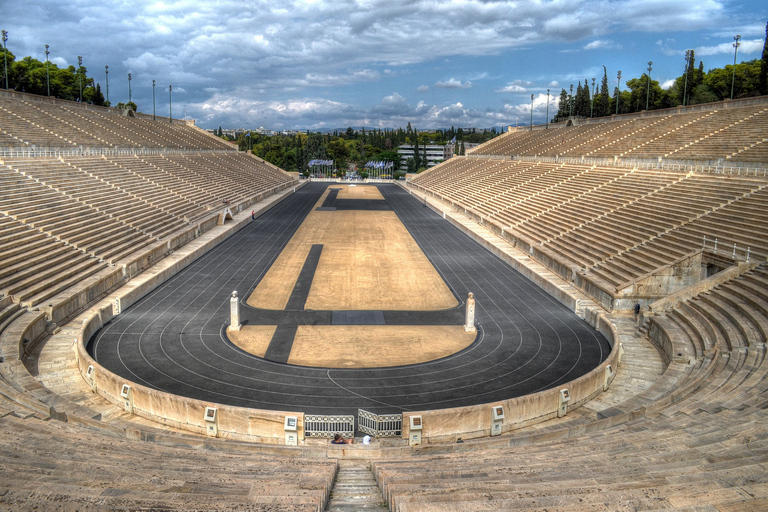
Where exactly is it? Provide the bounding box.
[1,0,741,129]
[435,78,472,89]
[496,80,534,93]
[584,39,621,50]
[695,39,764,56]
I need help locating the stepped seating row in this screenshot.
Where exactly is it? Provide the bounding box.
[471,102,768,163]
[0,153,295,305]
[0,409,335,511]
[374,265,768,511]
[412,159,768,291]
[0,213,108,307]
[0,96,234,150]
[0,164,156,263]
[589,184,768,288]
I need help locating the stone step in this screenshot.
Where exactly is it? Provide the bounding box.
[327,461,388,512]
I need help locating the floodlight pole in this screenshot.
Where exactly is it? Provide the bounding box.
[169,84,172,123]
[616,71,622,115]
[2,30,7,90]
[546,89,550,128]
[128,73,132,106]
[569,83,573,117]
[152,79,156,120]
[646,61,653,111]
[530,94,534,131]
[45,44,50,97]
[105,65,109,105]
[78,55,83,102]
[591,77,596,117]
[731,35,740,100]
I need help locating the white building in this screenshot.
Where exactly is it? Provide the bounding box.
[397,144,448,168]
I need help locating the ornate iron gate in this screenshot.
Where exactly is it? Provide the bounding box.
[358,409,402,437]
[304,414,354,438]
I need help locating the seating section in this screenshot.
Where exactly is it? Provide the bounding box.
[470,101,768,164]
[0,409,335,511]
[411,159,768,291]
[374,264,768,511]
[0,96,234,150]
[0,153,293,306]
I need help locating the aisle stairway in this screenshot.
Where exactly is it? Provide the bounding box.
[326,460,388,511]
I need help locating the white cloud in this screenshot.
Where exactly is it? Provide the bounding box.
[661,79,676,89]
[435,78,472,89]
[695,39,764,56]
[2,0,743,129]
[496,80,534,93]
[584,39,621,50]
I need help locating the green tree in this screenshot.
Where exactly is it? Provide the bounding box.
[555,88,569,120]
[761,21,768,95]
[705,60,762,100]
[327,138,350,169]
[597,66,610,117]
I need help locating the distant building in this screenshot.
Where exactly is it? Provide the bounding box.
[398,142,481,168]
[397,144,448,168]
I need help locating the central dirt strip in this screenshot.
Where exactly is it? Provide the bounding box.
[89,183,610,416]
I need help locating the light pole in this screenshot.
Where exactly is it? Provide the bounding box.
[530,93,534,131]
[569,83,573,117]
[78,55,82,102]
[45,44,50,96]
[169,84,172,123]
[105,65,109,105]
[546,89,550,129]
[731,35,741,100]
[2,30,8,90]
[128,73,132,106]
[683,50,691,106]
[152,79,156,120]
[616,70,622,115]
[591,77,596,117]
[645,61,653,111]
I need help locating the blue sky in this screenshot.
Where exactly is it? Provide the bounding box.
[4,0,768,130]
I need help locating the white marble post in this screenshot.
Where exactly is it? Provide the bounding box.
[229,291,242,332]
[464,292,476,333]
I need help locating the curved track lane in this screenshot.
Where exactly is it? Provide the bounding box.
[89,183,610,415]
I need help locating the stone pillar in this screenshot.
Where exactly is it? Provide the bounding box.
[464,292,476,333]
[229,291,241,332]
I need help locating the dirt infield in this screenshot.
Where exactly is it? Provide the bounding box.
[247,185,458,311]
[228,324,474,368]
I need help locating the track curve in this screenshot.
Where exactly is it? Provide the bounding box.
[88,183,610,415]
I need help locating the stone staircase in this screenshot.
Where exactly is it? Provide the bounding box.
[327,460,388,511]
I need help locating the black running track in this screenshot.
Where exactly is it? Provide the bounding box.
[88,183,610,416]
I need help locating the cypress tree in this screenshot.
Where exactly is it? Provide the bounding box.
[760,21,768,95]
[598,66,610,117]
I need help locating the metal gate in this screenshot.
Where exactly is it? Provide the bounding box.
[358,409,402,437]
[304,414,354,438]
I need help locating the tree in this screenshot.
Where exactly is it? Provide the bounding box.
[555,88,569,121]
[760,21,768,95]
[704,60,762,100]
[597,66,610,117]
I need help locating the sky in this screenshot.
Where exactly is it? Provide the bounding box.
[3,0,768,131]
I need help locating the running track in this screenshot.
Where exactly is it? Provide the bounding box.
[89,183,610,416]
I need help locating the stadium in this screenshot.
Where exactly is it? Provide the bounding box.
[1,86,767,512]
